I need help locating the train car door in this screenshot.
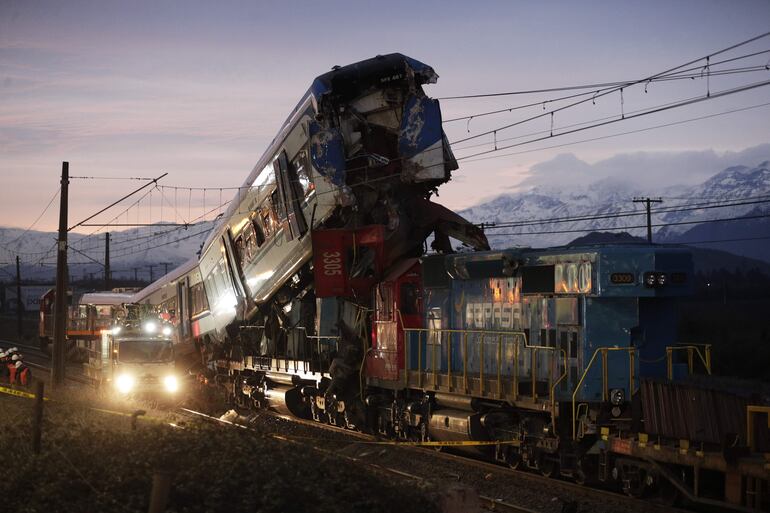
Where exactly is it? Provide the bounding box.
[367,260,421,383]
[273,150,308,240]
[177,278,190,342]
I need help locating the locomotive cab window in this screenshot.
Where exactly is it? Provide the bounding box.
[399,283,420,316]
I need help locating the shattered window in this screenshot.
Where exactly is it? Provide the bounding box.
[293,152,314,197]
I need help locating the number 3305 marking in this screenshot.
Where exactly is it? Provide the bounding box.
[322,251,342,275]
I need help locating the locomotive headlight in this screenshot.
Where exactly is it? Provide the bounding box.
[116,374,135,394]
[644,272,657,287]
[656,273,667,286]
[112,326,122,336]
[164,375,179,393]
[162,326,172,337]
[610,388,625,406]
[143,321,157,334]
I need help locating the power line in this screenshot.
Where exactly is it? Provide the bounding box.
[460,101,770,164]
[439,47,770,101]
[490,212,770,237]
[444,63,770,123]
[485,194,770,229]
[450,31,770,146]
[457,88,770,168]
[453,78,770,153]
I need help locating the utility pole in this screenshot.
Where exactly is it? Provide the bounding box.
[104,232,111,291]
[16,255,22,341]
[52,161,69,387]
[148,264,155,282]
[633,197,662,244]
[133,267,139,282]
[161,262,171,276]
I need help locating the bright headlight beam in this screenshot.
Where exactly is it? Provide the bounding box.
[164,375,179,393]
[116,374,135,394]
[144,321,157,334]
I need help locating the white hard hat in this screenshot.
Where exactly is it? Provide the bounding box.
[9,347,18,352]
[12,354,20,361]
[14,361,22,369]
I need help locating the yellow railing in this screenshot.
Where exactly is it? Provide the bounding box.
[571,346,637,440]
[747,405,770,452]
[399,312,567,411]
[665,344,712,380]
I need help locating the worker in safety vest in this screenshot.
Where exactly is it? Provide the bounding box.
[11,354,30,386]
[1,348,18,381]
[0,350,9,382]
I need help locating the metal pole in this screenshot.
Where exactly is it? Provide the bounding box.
[104,232,110,290]
[633,197,662,244]
[52,162,69,388]
[16,255,22,341]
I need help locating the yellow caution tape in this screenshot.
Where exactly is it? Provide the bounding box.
[0,385,47,400]
[357,439,521,447]
[272,433,520,447]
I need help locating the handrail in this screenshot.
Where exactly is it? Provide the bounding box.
[747,405,770,452]
[665,343,712,379]
[571,346,637,440]
[397,310,564,407]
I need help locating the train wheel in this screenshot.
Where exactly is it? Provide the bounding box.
[538,456,558,478]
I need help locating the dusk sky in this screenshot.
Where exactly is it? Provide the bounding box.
[2,0,770,235]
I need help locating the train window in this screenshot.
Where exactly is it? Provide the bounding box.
[243,223,257,262]
[260,207,274,239]
[191,283,208,315]
[522,265,555,294]
[399,283,419,316]
[234,235,245,265]
[271,189,286,225]
[293,152,314,197]
[252,217,265,247]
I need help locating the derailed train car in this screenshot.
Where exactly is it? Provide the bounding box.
[130,54,770,510]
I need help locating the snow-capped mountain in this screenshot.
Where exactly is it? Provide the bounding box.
[3,160,770,282]
[0,221,216,281]
[459,160,770,254]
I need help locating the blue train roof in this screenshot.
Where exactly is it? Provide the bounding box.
[422,245,693,297]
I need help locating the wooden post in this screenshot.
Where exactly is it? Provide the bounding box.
[104,232,110,291]
[16,255,22,341]
[52,162,69,387]
[32,380,44,454]
[147,472,172,513]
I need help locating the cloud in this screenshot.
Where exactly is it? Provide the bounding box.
[516,144,770,192]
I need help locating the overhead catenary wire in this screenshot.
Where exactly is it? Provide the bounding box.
[484,194,770,229]
[449,32,770,145]
[443,63,770,123]
[490,212,770,237]
[459,101,770,163]
[439,47,770,102]
[454,79,770,161]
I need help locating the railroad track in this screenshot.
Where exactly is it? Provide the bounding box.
[248,411,686,512]
[174,406,689,513]
[174,407,535,512]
